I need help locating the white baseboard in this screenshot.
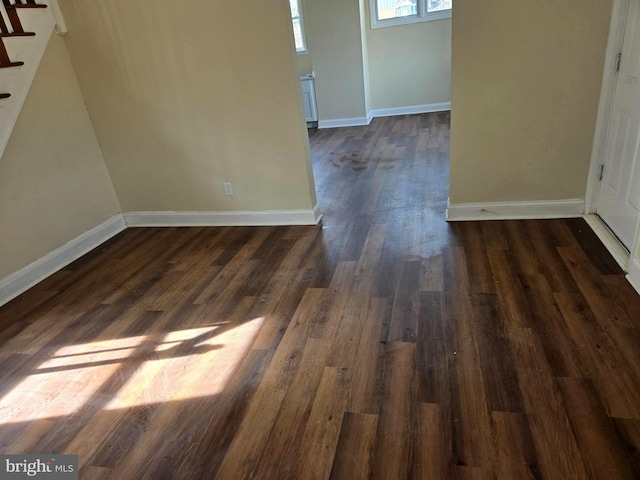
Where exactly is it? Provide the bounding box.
[0,207,323,306]
[124,206,323,227]
[317,102,452,129]
[0,214,126,308]
[583,214,630,271]
[369,102,451,118]
[318,116,372,129]
[627,257,640,295]
[446,199,585,221]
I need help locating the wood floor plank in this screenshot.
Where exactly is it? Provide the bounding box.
[524,222,580,293]
[491,411,540,479]
[557,377,637,479]
[445,291,495,469]
[213,289,325,480]
[371,342,417,480]
[252,338,329,479]
[602,274,640,329]
[471,293,524,413]
[191,228,276,304]
[486,248,534,328]
[419,253,444,292]
[79,466,112,480]
[154,347,274,479]
[412,402,454,480]
[309,261,359,341]
[388,260,420,342]
[346,297,386,415]
[558,245,634,328]
[563,218,624,275]
[415,291,450,406]
[554,292,640,418]
[519,274,587,378]
[329,412,378,480]
[611,418,640,474]
[457,222,496,294]
[354,223,387,295]
[294,366,351,480]
[507,326,590,479]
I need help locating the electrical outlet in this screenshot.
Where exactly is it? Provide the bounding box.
[223,182,234,196]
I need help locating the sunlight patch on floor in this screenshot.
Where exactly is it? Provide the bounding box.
[0,318,265,423]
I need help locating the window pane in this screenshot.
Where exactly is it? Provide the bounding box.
[426,0,451,13]
[292,18,304,51]
[377,0,417,21]
[289,0,299,18]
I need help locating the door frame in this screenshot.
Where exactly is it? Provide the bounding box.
[586,0,627,214]
[585,0,640,272]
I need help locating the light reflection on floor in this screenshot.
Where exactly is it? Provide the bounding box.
[0,318,265,423]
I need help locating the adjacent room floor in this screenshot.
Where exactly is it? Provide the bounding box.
[1,112,639,479]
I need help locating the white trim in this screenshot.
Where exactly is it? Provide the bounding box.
[583,214,630,270]
[48,0,68,35]
[318,103,451,129]
[446,199,585,222]
[0,215,126,308]
[369,102,451,118]
[318,116,372,129]
[367,110,374,125]
[124,207,323,227]
[586,0,627,213]
[626,257,640,295]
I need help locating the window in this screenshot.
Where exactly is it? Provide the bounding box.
[371,0,451,28]
[289,0,307,53]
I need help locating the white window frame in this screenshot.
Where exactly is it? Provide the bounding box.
[370,0,451,29]
[289,0,308,54]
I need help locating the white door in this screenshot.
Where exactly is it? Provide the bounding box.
[300,76,318,123]
[598,0,640,250]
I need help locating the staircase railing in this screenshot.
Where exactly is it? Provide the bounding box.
[0,0,65,158]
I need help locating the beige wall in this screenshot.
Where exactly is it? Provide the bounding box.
[0,33,121,280]
[296,52,313,75]
[367,16,451,110]
[59,0,317,212]
[305,0,368,120]
[449,0,613,205]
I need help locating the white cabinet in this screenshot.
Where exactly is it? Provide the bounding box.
[300,73,318,123]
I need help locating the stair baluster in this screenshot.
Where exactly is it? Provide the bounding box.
[0,0,46,98]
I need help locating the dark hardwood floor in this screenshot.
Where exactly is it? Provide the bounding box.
[1,112,640,479]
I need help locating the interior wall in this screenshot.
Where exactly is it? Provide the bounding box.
[449,0,613,205]
[304,0,368,121]
[296,52,313,74]
[0,33,121,280]
[59,0,317,213]
[366,14,451,110]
